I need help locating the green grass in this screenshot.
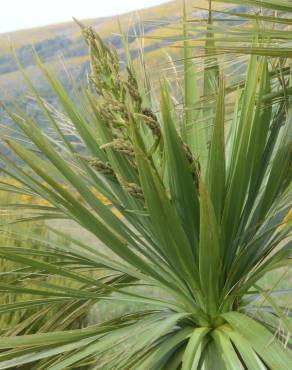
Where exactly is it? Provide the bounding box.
[0,189,94,337]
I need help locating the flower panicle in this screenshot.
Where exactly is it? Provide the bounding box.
[76,154,116,178]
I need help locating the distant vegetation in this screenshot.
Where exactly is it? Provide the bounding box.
[0,2,183,152]
[0,0,246,141]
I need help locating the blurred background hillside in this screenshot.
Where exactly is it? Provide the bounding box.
[0,0,249,163]
[0,1,183,95]
[0,1,182,144]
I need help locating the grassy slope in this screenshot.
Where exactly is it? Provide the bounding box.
[0,1,176,52]
[0,1,211,99]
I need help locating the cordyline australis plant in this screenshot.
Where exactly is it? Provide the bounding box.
[0,0,291,369]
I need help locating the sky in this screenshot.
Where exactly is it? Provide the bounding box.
[0,0,170,34]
